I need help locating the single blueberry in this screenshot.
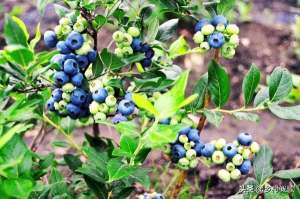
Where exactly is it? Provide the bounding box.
[52,88,63,101]
[76,55,89,70]
[65,31,84,50]
[46,98,56,111]
[63,59,79,75]
[66,103,81,119]
[187,129,200,142]
[201,143,215,157]
[56,41,72,54]
[208,32,225,48]
[112,114,128,124]
[118,99,135,116]
[211,15,228,26]
[54,71,69,86]
[44,30,58,48]
[71,73,84,87]
[88,50,97,62]
[194,19,210,32]
[71,88,87,106]
[92,88,108,103]
[223,143,237,158]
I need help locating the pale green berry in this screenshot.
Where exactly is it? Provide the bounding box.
[201,24,215,35]
[230,169,241,180]
[181,117,195,128]
[189,159,198,168]
[250,142,260,153]
[59,109,67,115]
[127,27,140,37]
[212,151,226,164]
[163,144,171,154]
[190,141,195,147]
[89,101,100,115]
[170,118,179,125]
[101,75,111,86]
[229,34,239,47]
[184,142,192,150]
[232,154,243,166]
[215,138,226,150]
[216,24,226,32]
[99,103,109,113]
[186,149,197,160]
[54,102,60,111]
[82,34,94,46]
[58,100,67,110]
[153,92,161,100]
[123,33,133,46]
[76,15,88,26]
[178,158,190,169]
[226,162,235,172]
[105,95,117,107]
[199,42,210,52]
[54,25,64,38]
[75,42,93,55]
[109,106,118,114]
[221,43,236,59]
[105,86,115,95]
[61,25,72,35]
[85,65,93,79]
[89,79,103,93]
[62,83,75,93]
[218,169,231,183]
[115,48,123,58]
[233,140,239,147]
[94,112,106,121]
[62,93,71,102]
[179,135,189,144]
[73,22,86,33]
[112,31,124,42]
[121,46,133,56]
[242,148,252,160]
[238,146,244,154]
[59,17,71,25]
[193,31,204,44]
[226,24,239,35]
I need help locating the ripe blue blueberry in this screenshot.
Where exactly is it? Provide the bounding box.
[211,15,228,27]
[51,54,65,67]
[131,38,143,52]
[54,71,69,86]
[118,99,135,116]
[71,88,87,106]
[92,88,108,103]
[145,48,155,59]
[56,41,72,54]
[111,113,128,124]
[153,193,165,199]
[238,159,252,175]
[87,50,97,62]
[179,127,191,136]
[79,108,90,118]
[201,143,215,157]
[124,92,132,101]
[187,129,200,142]
[65,31,84,50]
[52,88,63,101]
[194,19,210,32]
[141,44,151,53]
[208,32,225,48]
[159,118,171,125]
[194,141,205,156]
[44,30,58,48]
[223,143,238,158]
[63,59,79,75]
[141,58,152,67]
[71,73,84,87]
[66,103,81,119]
[76,55,89,70]
[64,53,77,60]
[237,132,253,146]
[171,144,186,160]
[47,98,56,111]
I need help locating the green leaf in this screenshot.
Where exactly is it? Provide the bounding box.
[157,19,179,42]
[115,121,140,138]
[188,73,208,112]
[49,168,69,197]
[273,168,300,179]
[217,0,236,15]
[253,145,273,185]
[233,112,260,122]
[268,67,293,102]
[1,178,33,199]
[63,154,82,172]
[93,15,107,30]
[207,60,231,107]
[243,64,261,105]
[292,186,300,199]
[132,94,158,116]
[30,23,41,50]
[54,4,69,17]
[203,109,224,127]
[242,178,259,199]
[107,158,136,182]
[269,104,300,120]
[100,48,126,71]
[265,191,289,199]
[4,15,29,47]
[112,136,138,158]
[145,17,159,43]
[4,45,34,66]
[254,87,269,107]
[92,52,104,78]
[168,36,190,59]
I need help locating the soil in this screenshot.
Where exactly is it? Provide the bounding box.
[1,0,300,198]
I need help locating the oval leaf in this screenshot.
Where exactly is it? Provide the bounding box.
[243,64,260,105]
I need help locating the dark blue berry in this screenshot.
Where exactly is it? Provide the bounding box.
[131,38,143,52]
[112,114,128,124]
[92,88,108,103]
[88,50,97,62]
[171,144,186,161]
[54,71,69,86]
[63,59,79,75]
[71,73,84,87]
[141,58,152,67]
[56,41,72,54]
[237,132,253,146]
[211,15,228,27]
[194,141,204,156]
[65,31,84,50]
[223,143,237,158]
[208,32,225,48]
[118,99,135,116]
[145,48,155,59]
[71,88,87,106]
[44,30,57,48]
[238,160,252,175]
[187,129,200,142]
[66,103,81,119]
[201,143,215,157]
[194,19,210,32]
[47,98,56,111]
[52,88,63,101]
[51,54,65,68]
[179,127,191,136]
[76,55,89,70]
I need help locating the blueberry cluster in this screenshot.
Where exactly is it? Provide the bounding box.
[193,15,239,59]
[200,133,260,182]
[44,14,97,119]
[88,75,136,124]
[112,27,155,68]
[137,192,165,199]
[170,127,203,170]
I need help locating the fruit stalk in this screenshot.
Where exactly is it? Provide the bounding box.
[169,169,188,199]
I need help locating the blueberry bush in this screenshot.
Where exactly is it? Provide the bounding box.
[0,0,300,199]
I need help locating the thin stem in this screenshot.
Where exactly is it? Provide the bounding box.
[169,170,188,199]
[164,169,181,195]
[198,106,266,115]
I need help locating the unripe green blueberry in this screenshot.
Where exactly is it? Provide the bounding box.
[226,24,239,35]
[54,102,60,111]
[62,93,71,102]
[230,169,241,180]
[105,95,117,107]
[99,103,109,113]
[105,86,115,95]
[123,33,133,46]
[109,106,117,114]
[89,101,100,115]
[186,149,197,160]
[58,100,67,110]
[226,162,235,172]
[112,31,124,42]
[212,151,226,164]
[215,138,226,150]
[189,159,198,168]
[201,24,215,35]
[250,142,260,153]
[242,148,252,159]
[178,157,190,168]
[184,142,192,151]
[89,79,103,93]
[233,140,239,147]
[218,169,231,183]
[199,42,210,52]
[82,34,94,46]
[193,31,204,44]
[73,22,85,33]
[75,42,93,55]
[237,146,244,154]
[128,27,140,37]
[179,134,189,144]
[77,15,88,26]
[85,65,93,79]
[62,83,75,93]
[216,24,226,32]
[61,25,72,35]
[121,46,133,56]
[190,141,195,147]
[115,48,123,58]
[59,17,71,26]
[94,112,107,121]
[102,75,111,86]
[229,34,239,47]
[163,144,171,154]
[54,25,64,39]
[221,43,236,59]
[232,154,243,166]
